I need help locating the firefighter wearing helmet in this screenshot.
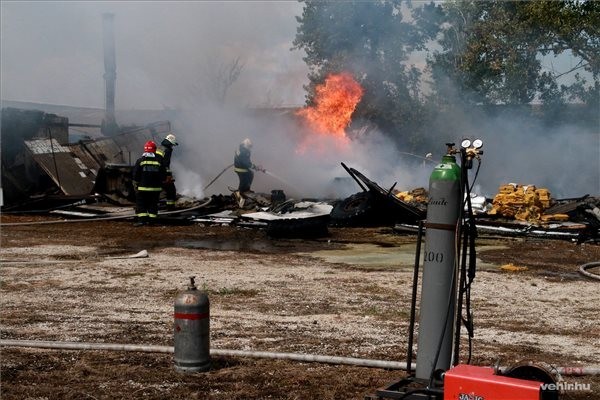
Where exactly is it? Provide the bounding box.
[156,133,178,210]
[234,138,264,204]
[132,140,166,225]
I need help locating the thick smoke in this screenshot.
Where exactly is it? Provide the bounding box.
[424,74,599,198]
[1,2,307,109]
[2,2,597,200]
[474,117,599,198]
[168,102,433,201]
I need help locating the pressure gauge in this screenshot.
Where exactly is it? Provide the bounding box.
[461,139,471,149]
[472,139,483,149]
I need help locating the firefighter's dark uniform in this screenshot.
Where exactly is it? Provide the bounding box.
[156,138,177,209]
[234,145,254,193]
[132,152,166,224]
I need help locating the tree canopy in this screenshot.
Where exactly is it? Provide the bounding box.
[293,0,437,142]
[293,0,599,150]
[429,0,599,107]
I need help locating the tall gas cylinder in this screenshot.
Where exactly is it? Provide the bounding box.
[415,152,461,380]
[174,276,210,372]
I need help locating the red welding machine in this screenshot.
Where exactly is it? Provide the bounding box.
[444,364,556,400]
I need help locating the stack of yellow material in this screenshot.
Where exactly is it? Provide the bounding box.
[395,187,428,204]
[489,183,551,222]
[536,188,551,208]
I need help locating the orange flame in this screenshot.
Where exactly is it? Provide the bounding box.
[296,72,363,151]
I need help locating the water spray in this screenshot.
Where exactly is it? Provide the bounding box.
[263,170,293,188]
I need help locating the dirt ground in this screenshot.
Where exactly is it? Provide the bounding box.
[1,214,599,399]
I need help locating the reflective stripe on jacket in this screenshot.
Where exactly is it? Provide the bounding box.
[137,186,163,191]
[132,153,166,190]
[156,144,173,173]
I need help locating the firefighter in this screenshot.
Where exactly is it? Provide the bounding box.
[156,133,178,210]
[234,138,264,204]
[132,140,166,226]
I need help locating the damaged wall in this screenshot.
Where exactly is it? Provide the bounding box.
[1,108,69,205]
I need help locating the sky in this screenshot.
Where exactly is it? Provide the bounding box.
[1,1,308,109]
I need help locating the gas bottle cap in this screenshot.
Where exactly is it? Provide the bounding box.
[188,276,197,291]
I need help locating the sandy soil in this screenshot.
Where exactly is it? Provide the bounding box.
[1,215,599,399]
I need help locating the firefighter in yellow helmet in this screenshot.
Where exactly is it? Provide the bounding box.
[156,133,178,210]
[234,138,264,196]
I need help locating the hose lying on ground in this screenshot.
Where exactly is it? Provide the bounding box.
[0,339,408,370]
[1,339,599,376]
[578,261,600,281]
[1,249,149,265]
[0,198,212,227]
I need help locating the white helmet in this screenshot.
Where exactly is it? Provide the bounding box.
[165,133,178,146]
[241,138,252,149]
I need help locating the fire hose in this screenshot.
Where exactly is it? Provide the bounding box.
[578,261,600,281]
[1,339,598,376]
[203,164,234,191]
[0,198,212,227]
[1,250,149,265]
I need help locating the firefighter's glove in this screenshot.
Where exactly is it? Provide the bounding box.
[164,176,174,184]
[253,164,266,173]
[133,182,139,190]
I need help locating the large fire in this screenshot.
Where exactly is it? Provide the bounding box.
[296,72,364,151]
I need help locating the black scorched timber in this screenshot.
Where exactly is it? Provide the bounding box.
[330,163,426,227]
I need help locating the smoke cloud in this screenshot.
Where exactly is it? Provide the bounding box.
[474,116,599,199]
[1,2,307,109]
[168,101,433,201]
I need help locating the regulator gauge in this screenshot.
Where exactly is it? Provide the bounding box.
[461,139,471,149]
[472,139,483,149]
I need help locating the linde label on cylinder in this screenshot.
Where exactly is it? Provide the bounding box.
[415,153,461,381]
[174,276,211,372]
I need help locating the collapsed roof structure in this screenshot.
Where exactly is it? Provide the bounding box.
[0,106,171,209]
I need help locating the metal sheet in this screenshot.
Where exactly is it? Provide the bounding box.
[68,144,101,175]
[24,139,95,196]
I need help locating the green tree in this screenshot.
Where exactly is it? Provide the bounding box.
[429,0,600,107]
[293,0,440,149]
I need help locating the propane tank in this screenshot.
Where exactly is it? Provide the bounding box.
[174,276,210,372]
[415,146,461,381]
